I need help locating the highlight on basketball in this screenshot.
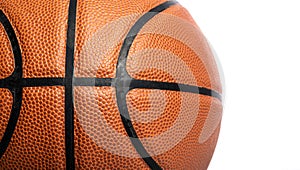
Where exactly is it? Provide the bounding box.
[0,0,224,169]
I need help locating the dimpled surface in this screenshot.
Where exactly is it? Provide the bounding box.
[151,96,222,169]
[0,87,66,169]
[74,87,148,169]
[127,5,222,93]
[0,0,69,78]
[0,24,14,79]
[75,0,167,78]
[127,89,181,138]
[0,89,12,141]
[123,5,223,168]
[0,0,223,169]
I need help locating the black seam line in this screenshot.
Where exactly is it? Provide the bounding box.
[16,78,112,87]
[65,0,77,169]
[0,78,113,87]
[0,10,23,159]
[22,78,65,87]
[129,80,222,101]
[1,77,221,100]
[115,1,178,170]
[73,78,112,87]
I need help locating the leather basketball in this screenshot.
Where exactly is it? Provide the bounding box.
[0,0,223,169]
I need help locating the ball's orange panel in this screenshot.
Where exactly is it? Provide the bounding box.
[74,0,167,78]
[127,89,181,138]
[127,4,222,93]
[126,89,222,169]
[0,24,14,79]
[0,89,12,141]
[0,1,69,78]
[127,34,211,88]
[74,87,149,169]
[0,87,66,169]
[163,4,222,94]
[150,96,222,169]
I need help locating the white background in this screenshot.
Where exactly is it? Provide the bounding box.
[178,0,300,169]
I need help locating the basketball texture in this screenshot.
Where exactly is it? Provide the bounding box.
[0,0,223,169]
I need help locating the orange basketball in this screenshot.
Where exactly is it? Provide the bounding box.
[0,0,223,169]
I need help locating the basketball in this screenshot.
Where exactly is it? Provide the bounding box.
[0,0,223,169]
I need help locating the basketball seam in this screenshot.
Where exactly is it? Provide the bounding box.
[1,77,221,100]
[65,0,77,169]
[115,1,179,169]
[0,10,23,160]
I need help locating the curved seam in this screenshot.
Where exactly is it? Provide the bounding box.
[115,1,178,169]
[0,10,23,159]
